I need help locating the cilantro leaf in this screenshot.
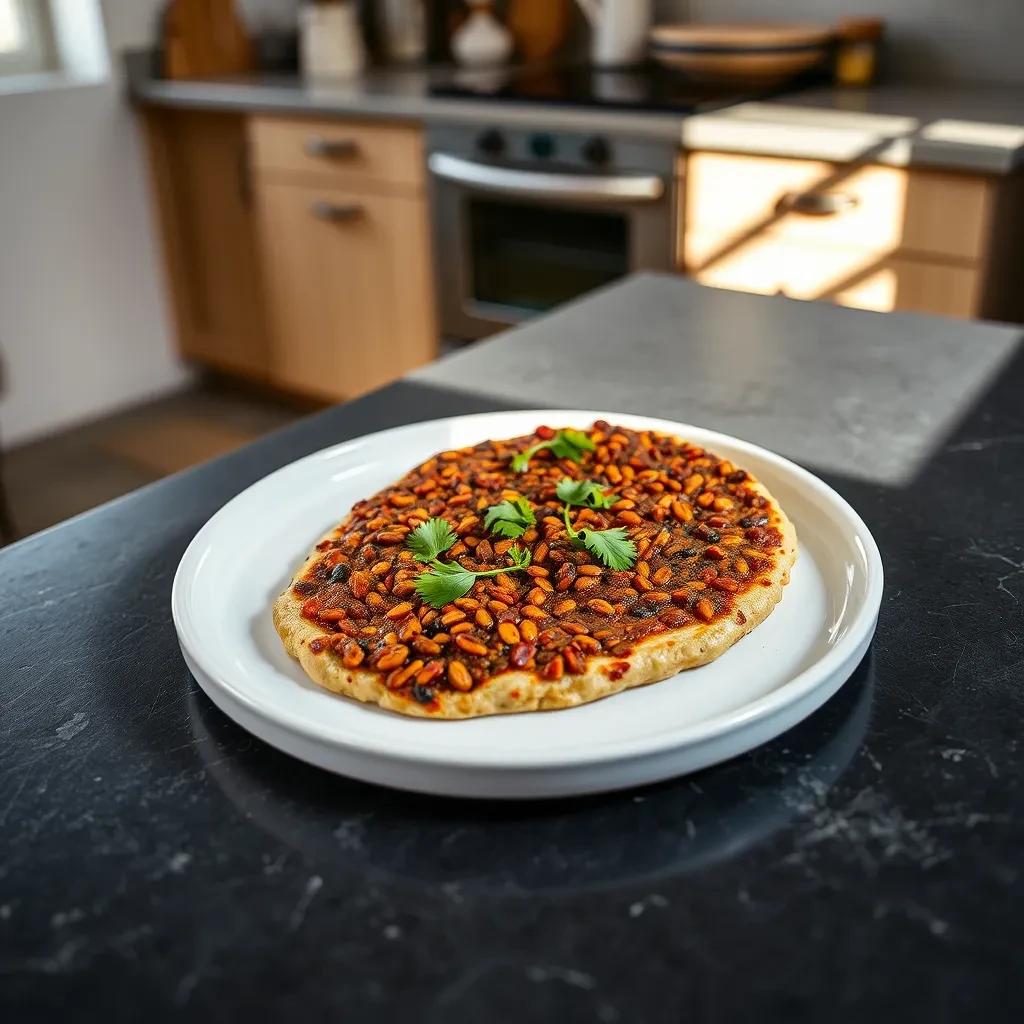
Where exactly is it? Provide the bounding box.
[410,545,533,609]
[483,497,536,539]
[511,429,596,472]
[555,478,618,510]
[575,528,637,570]
[490,520,527,539]
[413,564,476,607]
[406,517,457,563]
[548,429,597,462]
[558,482,637,571]
[505,544,532,570]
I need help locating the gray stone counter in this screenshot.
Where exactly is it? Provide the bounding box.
[125,54,685,142]
[127,48,1024,172]
[411,273,1023,486]
[681,84,1024,173]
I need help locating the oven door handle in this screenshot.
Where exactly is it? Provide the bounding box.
[427,153,665,203]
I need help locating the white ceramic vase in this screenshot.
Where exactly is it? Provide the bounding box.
[452,1,513,68]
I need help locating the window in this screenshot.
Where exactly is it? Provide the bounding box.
[0,0,55,77]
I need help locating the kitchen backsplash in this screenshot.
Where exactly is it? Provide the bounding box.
[234,1,1023,86]
[653,0,1024,85]
[237,0,299,30]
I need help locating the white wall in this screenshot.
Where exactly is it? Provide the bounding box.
[655,0,1024,86]
[0,0,297,447]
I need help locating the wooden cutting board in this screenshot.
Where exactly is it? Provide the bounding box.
[162,0,254,80]
[507,0,573,60]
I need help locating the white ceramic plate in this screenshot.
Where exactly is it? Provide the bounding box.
[172,411,883,799]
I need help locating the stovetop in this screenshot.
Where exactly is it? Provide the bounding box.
[429,62,819,115]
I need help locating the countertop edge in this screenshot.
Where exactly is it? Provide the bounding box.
[681,112,1024,174]
[127,77,689,142]
[126,67,1024,174]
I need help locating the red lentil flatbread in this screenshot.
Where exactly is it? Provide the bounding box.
[273,421,797,719]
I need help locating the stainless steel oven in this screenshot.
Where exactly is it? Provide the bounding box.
[427,124,678,340]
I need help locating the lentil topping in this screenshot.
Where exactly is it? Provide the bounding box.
[285,422,788,712]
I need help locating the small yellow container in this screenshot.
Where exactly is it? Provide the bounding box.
[834,17,884,87]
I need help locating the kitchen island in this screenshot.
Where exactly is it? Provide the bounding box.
[2,275,1023,1021]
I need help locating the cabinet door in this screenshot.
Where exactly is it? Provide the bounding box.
[688,232,981,318]
[831,255,981,318]
[142,110,270,378]
[254,181,437,400]
[685,151,991,265]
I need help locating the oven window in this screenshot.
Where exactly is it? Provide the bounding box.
[468,199,629,313]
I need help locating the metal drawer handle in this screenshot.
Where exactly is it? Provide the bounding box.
[305,136,359,159]
[310,200,363,222]
[777,190,859,216]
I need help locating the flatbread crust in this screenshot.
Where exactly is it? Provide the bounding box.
[273,478,795,719]
[273,423,797,719]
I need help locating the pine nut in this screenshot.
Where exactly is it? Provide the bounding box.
[375,645,409,671]
[448,661,473,692]
[497,622,521,645]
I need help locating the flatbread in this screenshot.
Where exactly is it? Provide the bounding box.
[274,422,796,718]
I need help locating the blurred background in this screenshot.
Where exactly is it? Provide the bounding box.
[0,0,1021,542]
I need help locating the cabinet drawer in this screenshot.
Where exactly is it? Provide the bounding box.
[249,115,424,191]
[688,232,980,318]
[685,152,991,263]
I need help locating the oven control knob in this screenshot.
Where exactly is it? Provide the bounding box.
[530,133,556,159]
[582,136,611,166]
[477,129,506,157]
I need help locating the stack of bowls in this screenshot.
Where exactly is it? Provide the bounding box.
[649,23,833,82]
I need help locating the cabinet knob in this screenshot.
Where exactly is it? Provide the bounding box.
[305,136,359,159]
[777,191,859,216]
[581,135,611,166]
[310,200,363,222]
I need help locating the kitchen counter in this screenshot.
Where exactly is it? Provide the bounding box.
[124,51,685,142]
[3,275,1024,1020]
[682,84,1024,173]
[127,51,1024,172]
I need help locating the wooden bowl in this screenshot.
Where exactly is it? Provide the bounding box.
[650,23,833,82]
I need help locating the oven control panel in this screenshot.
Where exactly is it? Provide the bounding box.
[474,129,616,168]
[429,124,675,177]
[476,128,506,157]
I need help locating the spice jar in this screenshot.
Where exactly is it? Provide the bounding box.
[834,17,884,87]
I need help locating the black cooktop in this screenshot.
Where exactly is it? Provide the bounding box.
[429,62,817,114]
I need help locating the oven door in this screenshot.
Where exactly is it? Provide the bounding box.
[429,153,674,340]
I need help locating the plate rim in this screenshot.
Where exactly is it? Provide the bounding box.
[172,409,883,771]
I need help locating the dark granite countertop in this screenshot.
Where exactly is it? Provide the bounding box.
[2,276,1023,1020]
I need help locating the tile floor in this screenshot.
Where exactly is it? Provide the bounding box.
[2,381,304,542]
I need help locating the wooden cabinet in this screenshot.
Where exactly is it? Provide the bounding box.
[143,110,437,400]
[142,109,270,378]
[248,116,425,191]
[684,152,991,262]
[254,181,436,400]
[249,115,437,401]
[680,150,1017,320]
[686,232,982,318]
